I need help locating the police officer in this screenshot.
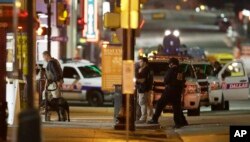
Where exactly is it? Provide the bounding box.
[148,57,188,128]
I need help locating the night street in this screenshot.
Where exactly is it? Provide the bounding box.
[1,0,250,142]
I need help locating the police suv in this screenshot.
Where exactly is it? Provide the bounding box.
[208,60,250,111]
[38,60,113,106]
[149,56,212,116]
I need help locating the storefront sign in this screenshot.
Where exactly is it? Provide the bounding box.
[83,0,99,42]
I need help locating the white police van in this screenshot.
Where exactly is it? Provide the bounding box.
[208,60,250,110]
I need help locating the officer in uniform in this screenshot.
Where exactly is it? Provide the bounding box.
[148,57,188,128]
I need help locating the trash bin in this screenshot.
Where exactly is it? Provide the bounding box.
[113,84,122,123]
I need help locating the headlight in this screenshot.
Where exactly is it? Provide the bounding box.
[173,30,180,37]
[164,30,171,36]
[210,81,221,90]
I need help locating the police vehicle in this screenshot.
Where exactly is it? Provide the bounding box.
[60,60,113,106]
[149,55,212,116]
[37,60,113,106]
[208,60,250,111]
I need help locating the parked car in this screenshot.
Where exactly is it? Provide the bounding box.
[36,60,113,106]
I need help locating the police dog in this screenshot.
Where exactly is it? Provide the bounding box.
[42,97,70,122]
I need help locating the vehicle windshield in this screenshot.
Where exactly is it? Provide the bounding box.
[78,65,101,78]
[193,64,214,79]
[149,62,169,76]
[181,63,196,78]
[149,62,189,76]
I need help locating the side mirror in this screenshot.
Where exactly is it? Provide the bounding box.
[73,74,80,80]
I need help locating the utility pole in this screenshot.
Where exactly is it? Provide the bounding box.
[114,0,138,131]
[17,0,41,141]
[47,0,52,54]
[0,27,8,142]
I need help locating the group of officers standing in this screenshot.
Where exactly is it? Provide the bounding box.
[135,57,188,129]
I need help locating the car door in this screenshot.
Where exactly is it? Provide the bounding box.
[61,66,82,100]
[220,61,249,101]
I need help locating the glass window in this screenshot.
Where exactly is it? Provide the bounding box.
[149,62,169,76]
[63,67,79,78]
[193,64,214,79]
[184,64,195,78]
[224,62,244,77]
[78,65,101,78]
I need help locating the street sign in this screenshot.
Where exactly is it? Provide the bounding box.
[51,36,68,42]
[102,45,122,91]
[122,60,135,94]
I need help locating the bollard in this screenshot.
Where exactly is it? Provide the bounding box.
[17,108,41,142]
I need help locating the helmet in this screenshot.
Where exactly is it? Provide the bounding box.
[168,57,179,66]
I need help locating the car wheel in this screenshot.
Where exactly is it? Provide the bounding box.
[88,90,103,106]
[211,96,225,111]
[187,107,200,116]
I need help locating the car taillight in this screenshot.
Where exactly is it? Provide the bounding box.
[210,82,221,90]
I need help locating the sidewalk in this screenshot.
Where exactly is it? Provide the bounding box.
[6,107,239,142]
[7,120,229,142]
[7,125,176,142]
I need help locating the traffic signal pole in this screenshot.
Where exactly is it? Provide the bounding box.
[0,27,8,141]
[17,1,41,142]
[47,0,51,54]
[114,0,136,131]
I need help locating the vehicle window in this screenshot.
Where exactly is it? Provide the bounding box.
[148,62,169,76]
[63,67,79,78]
[206,65,214,76]
[78,65,101,78]
[184,64,195,78]
[193,64,211,79]
[180,63,188,72]
[223,62,244,77]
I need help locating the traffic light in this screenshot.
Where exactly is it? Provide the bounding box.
[56,2,69,27]
[36,26,47,36]
[77,17,84,31]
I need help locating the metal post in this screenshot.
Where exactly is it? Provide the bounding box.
[114,0,135,131]
[47,0,51,54]
[0,27,8,142]
[17,0,41,141]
